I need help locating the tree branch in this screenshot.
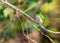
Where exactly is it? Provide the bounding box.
[1,0,60,35]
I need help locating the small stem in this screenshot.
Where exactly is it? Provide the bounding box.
[42,33,55,43]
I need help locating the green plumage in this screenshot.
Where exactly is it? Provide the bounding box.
[38,12,45,21]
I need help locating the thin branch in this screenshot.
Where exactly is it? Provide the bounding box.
[15,11,37,43]
[21,19,37,43]
[40,26,60,34]
[30,22,55,43]
[25,0,42,12]
[1,0,60,35]
[42,33,55,43]
[20,0,27,7]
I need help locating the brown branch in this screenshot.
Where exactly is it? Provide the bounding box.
[15,10,37,43]
[1,0,60,35]
[41,33,55,43]
[30,22,55,43]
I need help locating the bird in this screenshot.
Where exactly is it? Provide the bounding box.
[35,11,45,24]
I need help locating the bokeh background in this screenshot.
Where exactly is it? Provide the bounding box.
[0,0,60,43]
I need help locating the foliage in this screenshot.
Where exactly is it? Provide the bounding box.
[0,0,60,43]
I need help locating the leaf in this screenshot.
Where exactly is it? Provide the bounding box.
[43,17,50,26]
[3,7,14,17]
[0,15,5,21]
[15,22,22,32]
[56,18,60,23]
[0,2,4,9]
[41,0,57,13]
[9,0,16,4]
[10,23,15,31]
[41,2,49,13]
[46,0,52,3]
[47,12,55,17]
[48,26,58,32]
[4,24,15,38]
[0,9,5,21]
[46,26,58,38]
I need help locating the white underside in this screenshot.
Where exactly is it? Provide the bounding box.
[36,15,43,24]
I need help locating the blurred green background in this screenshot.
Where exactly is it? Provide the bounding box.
[0,0,60,43]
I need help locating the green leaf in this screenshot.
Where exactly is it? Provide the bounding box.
[4,23,15,32]
[10,23,15,31]
[9,0,16,4]
[43,17,50,26]
[48,26,58,32]
[3,7,14,17]
[4,24,15,38]
[56,18,60,23]
[46,26,58,38]
[47,12,55,17]
[0,15,5,21]
[46,0,52,3]
[0,2,4,9]
[15,22,22,32]
[0,9,3,15]
[3,4,10,8]
[0,9,5,21]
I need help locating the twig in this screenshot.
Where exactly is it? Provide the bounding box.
[20,18,37,43]
[20,0,27,7]
[1,0,60,35]
[42,33,55,43]
[30,22,55,43]
[25,0,42,12]
[15,11,37,43]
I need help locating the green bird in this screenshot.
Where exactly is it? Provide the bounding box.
[36,12,45,24]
